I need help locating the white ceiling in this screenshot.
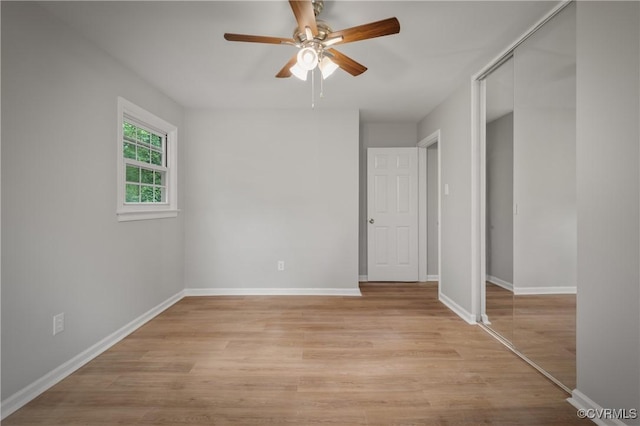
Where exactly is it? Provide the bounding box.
[39,1,558,122]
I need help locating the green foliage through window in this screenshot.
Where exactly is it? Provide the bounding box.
[123,120,167,204]
[124,165,165,203]
[123,120,164,167]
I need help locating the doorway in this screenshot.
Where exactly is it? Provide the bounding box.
[365,138,441,286]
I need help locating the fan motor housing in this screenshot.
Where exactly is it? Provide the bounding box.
[293,20,332,44]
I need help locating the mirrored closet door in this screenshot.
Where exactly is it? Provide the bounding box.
[482,2,576,390]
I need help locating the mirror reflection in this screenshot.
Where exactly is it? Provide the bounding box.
[485,57,514,343]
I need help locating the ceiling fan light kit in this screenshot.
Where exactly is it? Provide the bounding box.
[224,0,400,105]
[319,56,339,79]
[296,46,318,71]
[289,63,308,81]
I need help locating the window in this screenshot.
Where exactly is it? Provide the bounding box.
[123,121,166,203]
[117,97,178,221]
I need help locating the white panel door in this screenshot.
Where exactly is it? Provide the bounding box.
[367,147,419,281]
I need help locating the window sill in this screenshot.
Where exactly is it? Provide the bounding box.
[117,209,179,222]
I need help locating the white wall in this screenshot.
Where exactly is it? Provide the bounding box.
[359,122,417,278]
[575,1,639,416]
[184,108,359,292]
[513,4,576,293]
[418,84,473,316]
[1,2,185,401]
[486,113,513,285]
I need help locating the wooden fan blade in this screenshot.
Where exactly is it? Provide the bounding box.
[326,48,367,76]
[289,0,318,37]
[224,33,295,45]
[276,54,299,78]
[327,17,400,45]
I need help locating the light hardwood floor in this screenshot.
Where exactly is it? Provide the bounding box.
[485,282,577,389]
[485,282,514,342]
[4,283,589,425]
[513,293,577,389]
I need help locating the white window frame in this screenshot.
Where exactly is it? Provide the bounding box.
[117,97,178,221]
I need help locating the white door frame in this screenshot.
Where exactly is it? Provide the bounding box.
[417,130,441,296]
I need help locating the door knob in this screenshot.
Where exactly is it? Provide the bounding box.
[369,218,375,224]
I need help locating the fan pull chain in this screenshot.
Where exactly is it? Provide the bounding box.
[320,71,324,98]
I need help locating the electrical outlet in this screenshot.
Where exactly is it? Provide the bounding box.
[53,313,65,335]
[277,261,285,271]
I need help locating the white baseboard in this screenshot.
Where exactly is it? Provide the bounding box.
[1,290,185,420]
[439,291,476,325]
[486,276,576,295]
[183,287,362,297]
[358,275,439,283]
[514,286,577,295]
[486,275,513,291]
[568,389,633,426]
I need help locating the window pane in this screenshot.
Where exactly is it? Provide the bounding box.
[137,146,150,163]
[140,185,155,202]
[141,168,154,184]
[151,134,162,148]
[154,187,164,202]
[154,171,163,185]
[126,184,140,202]
[126,165,140,183]
[139,129,150,145]
[151,150,162,166]
[123,122,136,139]
[124,143,136,159]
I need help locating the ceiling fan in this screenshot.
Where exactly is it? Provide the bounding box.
[224,0,400,81]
